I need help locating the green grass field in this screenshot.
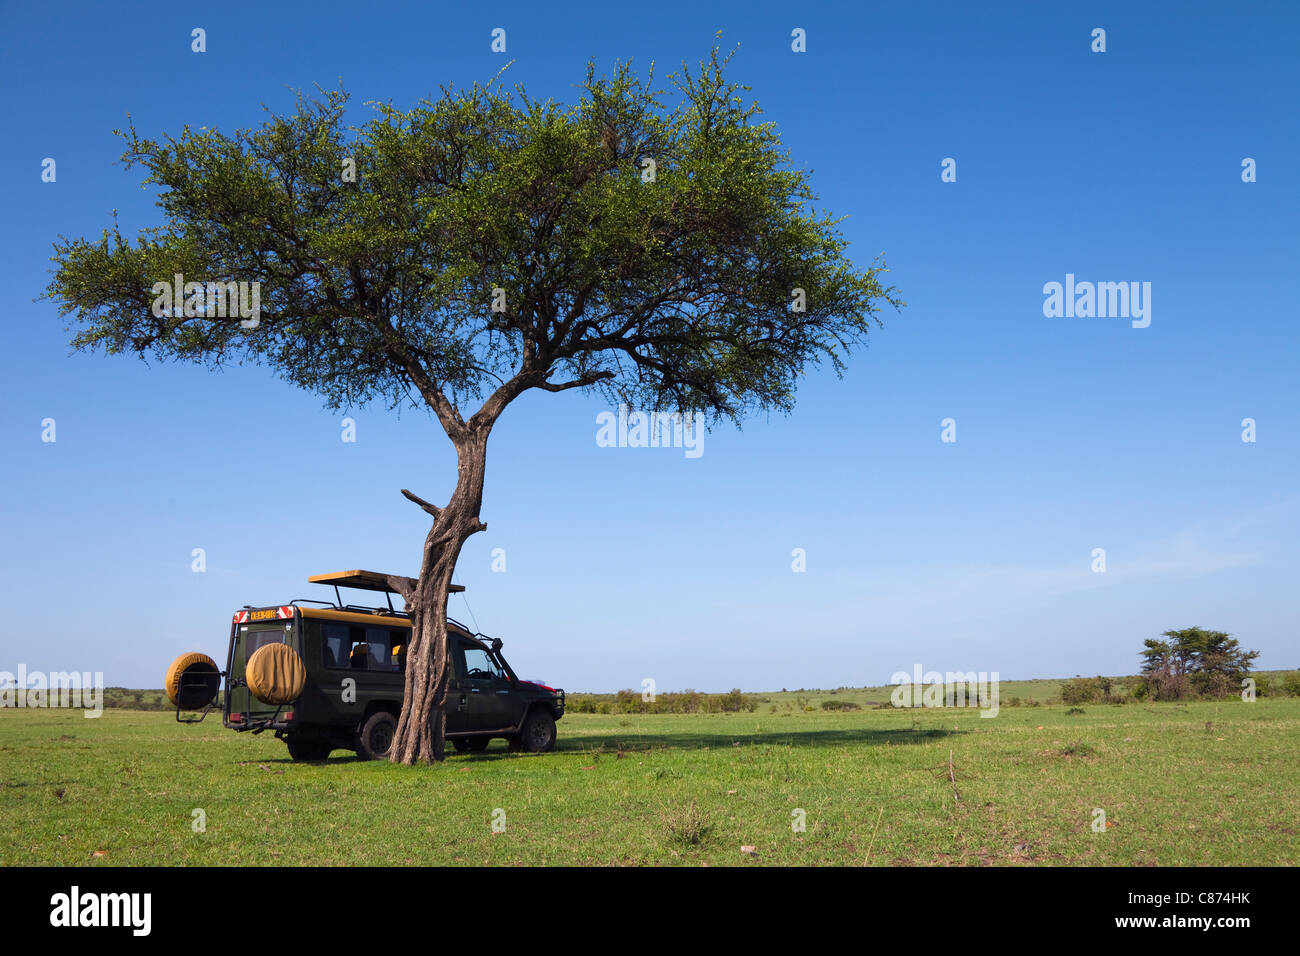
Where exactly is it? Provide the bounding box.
[3,693,1297,866]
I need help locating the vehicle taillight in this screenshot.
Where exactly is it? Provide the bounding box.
[230,713,242,722]
[283,711,294,721]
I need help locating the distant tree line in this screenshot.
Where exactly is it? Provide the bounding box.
[569,688,757,714]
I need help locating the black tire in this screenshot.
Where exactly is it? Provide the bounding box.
[519,709,556,753]
[285,737,330,761]
[356,711,397,761]
[453,737,491,753]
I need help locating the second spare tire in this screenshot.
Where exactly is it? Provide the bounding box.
[164,652,220,709]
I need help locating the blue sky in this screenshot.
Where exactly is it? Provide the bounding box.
[1,1,1296,691]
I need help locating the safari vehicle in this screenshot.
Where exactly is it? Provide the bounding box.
[165,571,565,760]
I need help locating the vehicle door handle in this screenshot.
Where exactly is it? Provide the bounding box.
[469,687,481,694]
[496,690,510,695]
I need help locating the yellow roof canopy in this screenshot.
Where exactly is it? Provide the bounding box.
[308,570,465,593]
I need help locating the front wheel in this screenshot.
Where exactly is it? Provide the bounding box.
[356,712,397,760]
[518,709,556,754]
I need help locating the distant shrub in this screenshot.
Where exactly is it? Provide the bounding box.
[676,690,703,714]
[1193,670,1235,699]
[820,699,861,711]
[1133,678,1188,702]
[1282,672,1300,697]
[1065,707,1086,715]
[1138,671,1190,701]
[717,688,746,712]
[1060,678,1103,705]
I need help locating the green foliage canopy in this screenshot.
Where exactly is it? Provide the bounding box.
[45,49,900,442]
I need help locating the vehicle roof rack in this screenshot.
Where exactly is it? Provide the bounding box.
[286,601,471,634]
[308,570,465,594]
[308,570,464,613]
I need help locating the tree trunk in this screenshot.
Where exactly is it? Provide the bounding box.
[389,430,489,765]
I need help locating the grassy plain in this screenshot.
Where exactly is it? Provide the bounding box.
[2,692,1296,866]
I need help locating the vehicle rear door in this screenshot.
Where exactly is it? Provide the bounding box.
[228,616,294,719]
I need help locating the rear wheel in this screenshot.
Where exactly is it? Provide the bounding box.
[519,709,556,754]
[285,737,330,761]
[356,712,397,761]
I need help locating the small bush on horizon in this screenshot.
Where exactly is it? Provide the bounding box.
[820,699,861,711]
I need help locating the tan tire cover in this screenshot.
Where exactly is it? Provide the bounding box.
[245,642,306,705]
[165,652,218,707]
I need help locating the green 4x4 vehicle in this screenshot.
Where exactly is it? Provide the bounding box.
[165,570,565,760]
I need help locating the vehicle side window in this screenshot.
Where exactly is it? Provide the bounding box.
[463,645,505,682]
[449,638,465,681]
[324,622,407,671]
[389,630,408,672]
[365,626,397,671]
[322,623,349,669]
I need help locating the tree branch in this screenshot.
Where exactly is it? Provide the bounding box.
[535,370,615,392]
[383,574,418,603]
[400,488,442,518]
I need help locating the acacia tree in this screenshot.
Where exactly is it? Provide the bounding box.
[1139,627,1258,700]
[45,49,900,764]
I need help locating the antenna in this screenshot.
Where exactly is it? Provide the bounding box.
[459,591,480,635]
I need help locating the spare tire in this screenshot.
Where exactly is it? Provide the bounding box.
[245,642,306,705]
[165,652,220,709]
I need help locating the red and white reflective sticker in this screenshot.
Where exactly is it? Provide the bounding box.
[277,606,294,619]
[233,610,249,624]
